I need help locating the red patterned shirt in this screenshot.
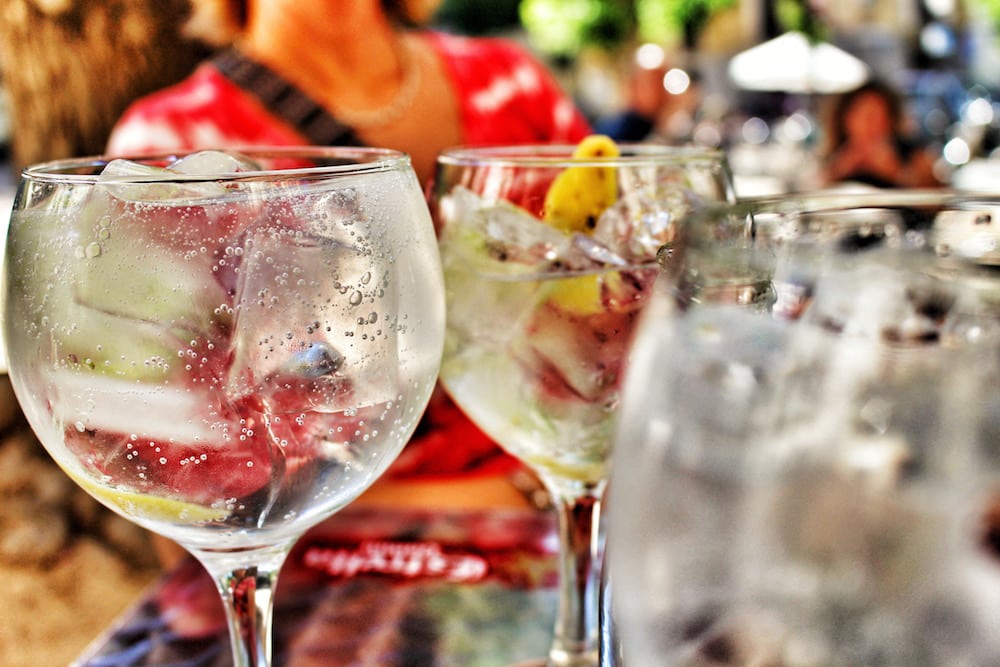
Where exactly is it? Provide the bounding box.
[107,31,590,155]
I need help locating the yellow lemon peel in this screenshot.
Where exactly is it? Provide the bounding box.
[65,468,229,523]
[544,273,610,316]
[541,134,620,234]
[540,135,621,313]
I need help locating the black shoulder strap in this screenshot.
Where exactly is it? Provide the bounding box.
[212,49,365,147]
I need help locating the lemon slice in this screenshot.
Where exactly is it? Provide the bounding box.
[542,135,620,234]
[537,135,623,313]
[65,468,229,523]
[545,269,634,315]
[544,274,606,315]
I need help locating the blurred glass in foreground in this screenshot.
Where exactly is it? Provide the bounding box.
[608,191,1000,666]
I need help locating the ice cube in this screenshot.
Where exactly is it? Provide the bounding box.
[98,158,173,202]
[481,202,569,263]
[509,297,641,407]
[47,368,228,447]
[97,153,270,294]
[226,225,399,415]
[75,161,233,348]
[99,157,226,203]
[167,150,261,175]
[506,266,657,417]
[565,233,628,269]
[592,184,692,263]
[10,158,230,381]
[275,182,368,249]
[443,186,570,267]
[100,158,167,179]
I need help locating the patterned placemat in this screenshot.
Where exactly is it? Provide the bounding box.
[74,506,559,666]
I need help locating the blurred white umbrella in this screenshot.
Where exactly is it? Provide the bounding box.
[728,31,869,95]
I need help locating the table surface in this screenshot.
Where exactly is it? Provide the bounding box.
[74,504,560,667]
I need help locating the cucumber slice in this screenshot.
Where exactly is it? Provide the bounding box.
[8,169,233,381]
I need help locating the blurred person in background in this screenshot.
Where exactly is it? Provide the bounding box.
[594,49,704,144]
[821,80,941,188]
[107,0,591,184]
[107,0,594,541]
[595,57,669,142]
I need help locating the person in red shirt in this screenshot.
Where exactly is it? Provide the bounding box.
[107,0,591,184]
[107,0,591,509]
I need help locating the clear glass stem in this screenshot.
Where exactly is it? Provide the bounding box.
[193,545,291,667]
[545,480,605,667]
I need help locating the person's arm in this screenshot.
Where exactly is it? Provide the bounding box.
[824,139,904,186]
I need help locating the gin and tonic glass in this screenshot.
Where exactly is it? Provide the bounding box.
[431,143,733,666]
[4,147,445,667]
[609,191,1000,666]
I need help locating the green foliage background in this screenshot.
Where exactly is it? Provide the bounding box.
[434,0,737,56]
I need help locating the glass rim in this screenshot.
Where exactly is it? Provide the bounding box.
[697,188,1000,218]
[19,146,412,184]
[679,187,1000,268]
[436,142,727,169]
